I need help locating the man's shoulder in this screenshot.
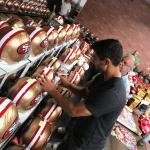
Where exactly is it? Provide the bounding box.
[105,78,126,104]
[92,73,103,81]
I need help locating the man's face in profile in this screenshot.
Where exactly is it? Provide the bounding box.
[91,53,107,73]
[119,56,134,76]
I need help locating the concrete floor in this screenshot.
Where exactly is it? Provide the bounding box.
[78,0,150,74]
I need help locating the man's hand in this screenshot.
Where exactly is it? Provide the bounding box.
[59,76,71,88]
[55,71,71,88]
[37,74,57,93]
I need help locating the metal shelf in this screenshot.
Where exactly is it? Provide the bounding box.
[0,69,7,89]
[0,60,30,89]
[20,53,46,77]
[0,60,30,75]
[0,68,6,78]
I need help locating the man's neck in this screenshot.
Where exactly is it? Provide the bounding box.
[104,67,121,81]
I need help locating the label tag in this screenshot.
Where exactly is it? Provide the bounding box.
[39,120,46,127]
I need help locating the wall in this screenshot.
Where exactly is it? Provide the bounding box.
[78,0,150,72]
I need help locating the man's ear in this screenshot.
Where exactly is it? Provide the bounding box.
[105,58,111,65]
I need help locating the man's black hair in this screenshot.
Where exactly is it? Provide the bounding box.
[92,39,123,66]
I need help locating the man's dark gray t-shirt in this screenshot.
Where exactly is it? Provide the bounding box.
[58,74,126,150]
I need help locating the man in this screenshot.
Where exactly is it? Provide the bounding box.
[59,0,72,16]
[71,0,87,10]
[120,54,135,97]
[47,0,71,17]
[47,0,62,15]
[70,0,88,17]
[38,39,126,150]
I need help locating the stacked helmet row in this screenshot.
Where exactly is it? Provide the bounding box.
[0,13,94,149]
[0,14,80,64]
[0,0,50,16]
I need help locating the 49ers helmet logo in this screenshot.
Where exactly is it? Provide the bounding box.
[17,42,31,54]
[40,38,48,49]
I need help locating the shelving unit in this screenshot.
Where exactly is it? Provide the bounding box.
[0,60,30,89]
[0,68,6,77]
[0,60,30,75]
[0,68,7,89]
[0,0,80,147]
[50,39,76,57]
[20,53,45,78]
[20,39,76,78]
[0,0,49,18]
[0,38,78,149]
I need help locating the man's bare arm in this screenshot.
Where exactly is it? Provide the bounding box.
[59,76,94,98]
